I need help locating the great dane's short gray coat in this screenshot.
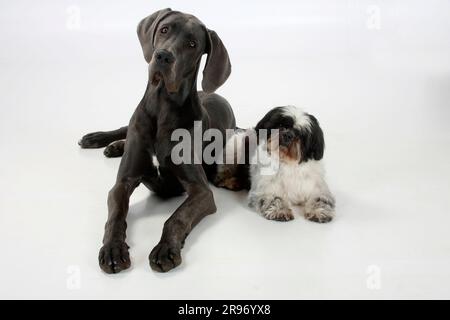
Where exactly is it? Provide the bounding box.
[79,8,235,273]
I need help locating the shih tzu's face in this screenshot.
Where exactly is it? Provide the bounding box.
[266,128,301,163]
[255,105,325,164]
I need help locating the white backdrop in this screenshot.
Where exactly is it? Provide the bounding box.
[1,0,450,299]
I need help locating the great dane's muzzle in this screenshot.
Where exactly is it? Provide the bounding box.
[150,49,178,92]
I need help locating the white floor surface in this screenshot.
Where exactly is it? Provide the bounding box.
[1,0,450,299]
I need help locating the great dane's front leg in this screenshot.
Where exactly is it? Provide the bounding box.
[99,178,137,274]
[99,138,154,274]
[149,164,216,272]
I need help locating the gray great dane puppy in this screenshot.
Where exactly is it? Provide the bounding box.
[79,8,235,273]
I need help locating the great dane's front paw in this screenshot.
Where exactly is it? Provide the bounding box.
[78,131,112,149]
[99,242,131,274]
[149,242,182,273]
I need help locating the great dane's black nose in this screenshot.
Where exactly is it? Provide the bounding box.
[155,49,175,66]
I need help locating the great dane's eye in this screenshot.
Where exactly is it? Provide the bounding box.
[188,41,196,48]
[161,27,168,34]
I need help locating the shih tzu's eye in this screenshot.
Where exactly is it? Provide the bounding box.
[188,40,196,48]
[161,27,168,34]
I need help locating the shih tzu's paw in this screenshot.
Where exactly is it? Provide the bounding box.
[250,196,294,222]
[304,196,335,223]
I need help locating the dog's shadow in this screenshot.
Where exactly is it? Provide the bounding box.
[125,185,249,275]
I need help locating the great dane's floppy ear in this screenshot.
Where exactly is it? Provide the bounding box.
[137,8,172,63]
[202,29,232,93]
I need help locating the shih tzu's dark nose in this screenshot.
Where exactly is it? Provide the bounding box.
[280,130,294,145]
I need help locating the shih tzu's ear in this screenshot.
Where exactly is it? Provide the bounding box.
[202,29,232,93]
[301,115,325,162]
[254,107,293,140]
[255,107,285,132]
[137,8,172,63]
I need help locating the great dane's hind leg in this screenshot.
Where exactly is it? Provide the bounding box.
[104,140,125,158]
[149,164,216,272]
[79,126,128,149]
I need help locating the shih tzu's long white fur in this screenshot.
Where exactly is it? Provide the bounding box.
[248,138,335,222]
[248,106,335,222]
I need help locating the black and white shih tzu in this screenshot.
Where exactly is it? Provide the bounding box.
[214,105,335,223]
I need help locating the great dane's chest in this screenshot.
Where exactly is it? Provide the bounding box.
[154,113,194,160]
[133,108,174,144]
[134,102,203,164]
